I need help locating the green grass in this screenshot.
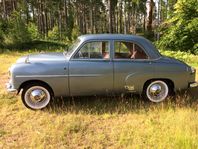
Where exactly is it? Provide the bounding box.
[160,50,198,67]
[0,49,198,148]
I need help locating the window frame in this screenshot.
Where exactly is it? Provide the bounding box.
[113,40,150,61]
[71,40,112,61]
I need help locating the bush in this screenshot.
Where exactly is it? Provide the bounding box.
[3,11,31,45]
[71,26,80,40]
[48,26,60,41]
[28,23,39,40]
[157,0,198,54]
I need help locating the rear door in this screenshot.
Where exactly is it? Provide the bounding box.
[113,40,154,93]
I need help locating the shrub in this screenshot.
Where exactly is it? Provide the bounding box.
[28,23,39,40]
[3,11,31,45]
[157,0,198,54]
[48,26,60,41]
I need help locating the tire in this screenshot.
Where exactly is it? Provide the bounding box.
[21,83,52,110]
[142,80,169,103]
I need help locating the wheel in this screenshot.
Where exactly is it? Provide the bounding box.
[143,80,169,103]
[21,83,52,110]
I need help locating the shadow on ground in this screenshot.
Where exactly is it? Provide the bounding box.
[46,87,198,114]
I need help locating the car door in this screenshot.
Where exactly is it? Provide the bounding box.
[69,40,113,96]
[113,40,154,93]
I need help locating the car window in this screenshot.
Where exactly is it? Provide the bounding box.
[65,38,81,56]
[114,41,148,59]
[74,41,110,59]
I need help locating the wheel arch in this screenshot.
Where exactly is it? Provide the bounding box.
[18,80,54,96]
[143,78,175,92]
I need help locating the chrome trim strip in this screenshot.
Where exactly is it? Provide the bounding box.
[7,89,17,93]
[15,75,68,78]
[70,74,102,77]
[6,83,17,93]
[189,82,198,88]
[15,74,101,78]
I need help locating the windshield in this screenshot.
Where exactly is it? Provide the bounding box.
[64,38,81,56]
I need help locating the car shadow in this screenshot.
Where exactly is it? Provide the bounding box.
[46,87,198,115]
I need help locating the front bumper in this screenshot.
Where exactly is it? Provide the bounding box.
[6,82,17,93]
[189,82,198,88]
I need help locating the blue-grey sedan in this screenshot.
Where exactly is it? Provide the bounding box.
[6,34,198,110]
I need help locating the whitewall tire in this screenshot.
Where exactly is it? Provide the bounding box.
[21,83,52,110]
[144,80,169,102]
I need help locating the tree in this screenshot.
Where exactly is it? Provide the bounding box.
[146,0,154,33]
[158,0,198,54]
[0,0,183,47]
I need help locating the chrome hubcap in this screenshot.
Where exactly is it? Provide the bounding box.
[146,81,169,102]
[150,84,162,96]
[30,89,46,103]
[24,86,51,110]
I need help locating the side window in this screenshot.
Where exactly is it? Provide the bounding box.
[74,41,110,59]
[114,41,148,59]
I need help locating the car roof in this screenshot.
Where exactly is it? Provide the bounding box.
[78,34,145,41]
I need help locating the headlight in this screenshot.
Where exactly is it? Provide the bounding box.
[190,67,196,74]
[8,66,13,79]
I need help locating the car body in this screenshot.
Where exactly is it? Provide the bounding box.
[6,34,197,110]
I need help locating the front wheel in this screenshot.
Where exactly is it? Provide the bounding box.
[143,80,169,103]
[21,83,52,110]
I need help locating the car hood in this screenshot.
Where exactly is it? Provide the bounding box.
[16,52,67,63]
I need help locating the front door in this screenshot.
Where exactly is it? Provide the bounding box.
[69,41,113,96]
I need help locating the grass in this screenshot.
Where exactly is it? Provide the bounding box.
[160,50,198,67]
[0,49,198,148]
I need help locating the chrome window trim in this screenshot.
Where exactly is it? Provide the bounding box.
[113,40,151,60]
[70,40,111,61]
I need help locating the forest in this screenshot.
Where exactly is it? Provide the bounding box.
[0,0,197,54]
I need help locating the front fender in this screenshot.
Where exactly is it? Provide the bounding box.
[11,61,69,97]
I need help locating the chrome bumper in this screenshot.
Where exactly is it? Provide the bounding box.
[189,82,198,88]
[6,82,17,93]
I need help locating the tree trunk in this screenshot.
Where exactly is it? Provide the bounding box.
[108,0,113,33]
[146,0,153,32]
[2,0,7,20]
[64,0,68,31]
[24,0,29,24]
[41,0,45,37]
[119,1,122,33]
[58,10,62,39]
[44,10,48,37]
[11,0,16,11]
[124,0,127,34]
[31,2,35,22]
[83,5,86,34]
[143,14,146,33]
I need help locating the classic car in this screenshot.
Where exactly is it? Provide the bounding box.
[6,34,197,110]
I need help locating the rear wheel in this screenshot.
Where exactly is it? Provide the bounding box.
[143,80,169,102]
[21,83,52,110]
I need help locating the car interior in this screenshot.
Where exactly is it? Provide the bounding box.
[114,41,148,59]
[74,41,148,60]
